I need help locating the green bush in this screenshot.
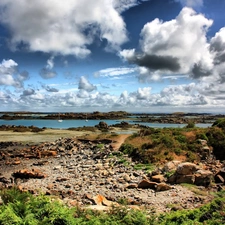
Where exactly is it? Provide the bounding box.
[185,121,195,128]
[119,144,138,156]
[175,135,187,143]
[0,188,225,225]
[212,118,225,130]
[206,127,225,160]
[160,135,175,148]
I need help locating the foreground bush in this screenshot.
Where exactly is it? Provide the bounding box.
[0,188,225,224]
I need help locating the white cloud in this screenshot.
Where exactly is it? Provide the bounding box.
[120,7,214,82]
[0,0,129,57]
[1,78,225,112]
[113,0,149,13]
[95,67,137,77]
[46,56,55,70]
[78,76,97,92]
[0,59,28,87]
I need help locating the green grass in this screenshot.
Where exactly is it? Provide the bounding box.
[133,163,155,172]
[0,188,225,225]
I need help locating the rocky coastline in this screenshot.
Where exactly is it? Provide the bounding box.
[0,134,224,213]
[1,111,224,124]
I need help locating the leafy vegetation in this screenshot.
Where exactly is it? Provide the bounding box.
[118,122,225,163]
[119,127,207,163]
[0,188,225,224]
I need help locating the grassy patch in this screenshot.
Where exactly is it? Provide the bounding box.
[133,163,155,172]
[181,183,209,196]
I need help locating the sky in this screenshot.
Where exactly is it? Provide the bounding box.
[0,0,225,113]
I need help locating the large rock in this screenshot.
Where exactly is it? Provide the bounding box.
[151,175,165,183]
[163,161,181,172]
[12,169,46,179]
[194,170,213,186]
[176,162,198,175]
[96,121,109,129]
[155,183,172,192]
[138,179,157,189]
[175,175,195,184]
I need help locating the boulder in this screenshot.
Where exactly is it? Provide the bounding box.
[137,179,157,189]
[96,121,108,129]
[87,194,119,207]
[194,170,213,186]
[151,175,165,183]
[12,169,46,179]
[175,175,195,184]
[155,183,172,192]
[176,162,198,175]
[163,161,181,172]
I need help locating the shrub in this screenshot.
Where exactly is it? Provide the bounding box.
[175,135,187,143]
[160,135,175,148]
[174,148,182,156]
[206,127,225,160]
[186,121,195,128]
[196,133,208,141]
[212,118,225,130]
[119,144,137,156]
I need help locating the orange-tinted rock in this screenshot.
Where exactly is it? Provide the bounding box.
[151,175,165,183]
[13,168,46,179]
[137,179,157,189]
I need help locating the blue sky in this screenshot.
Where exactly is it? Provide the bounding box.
[0,0,225,113]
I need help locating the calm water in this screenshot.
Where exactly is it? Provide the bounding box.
[0,119,212,129]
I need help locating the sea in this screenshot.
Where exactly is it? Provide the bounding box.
[0,119,212,129]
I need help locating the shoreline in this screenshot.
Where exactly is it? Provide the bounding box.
[0,127,139,143]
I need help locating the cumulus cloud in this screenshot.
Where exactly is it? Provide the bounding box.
[42,85,59,92]
[95,67,137,77]
[20,88,35,97]
[39,68,57,79]
[0,91,11,101]
[0,0,130,57]
[0,59,29,87]
[1,78,225,112]
[120,7,214,82]
[78,76,97,92]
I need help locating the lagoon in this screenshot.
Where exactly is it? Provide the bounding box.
[0,119,212,129]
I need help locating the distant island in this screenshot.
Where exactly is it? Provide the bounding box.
[0,111,224,124]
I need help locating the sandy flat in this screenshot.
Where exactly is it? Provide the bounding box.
[0,127,139,144]
[0,129,95,143]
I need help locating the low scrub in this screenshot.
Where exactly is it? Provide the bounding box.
[0,188,225,224]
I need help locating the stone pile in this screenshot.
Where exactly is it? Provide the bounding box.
[0,137,218,213]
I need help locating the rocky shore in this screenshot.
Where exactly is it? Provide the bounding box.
[1,111,224,124]
[0,136,224,213]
